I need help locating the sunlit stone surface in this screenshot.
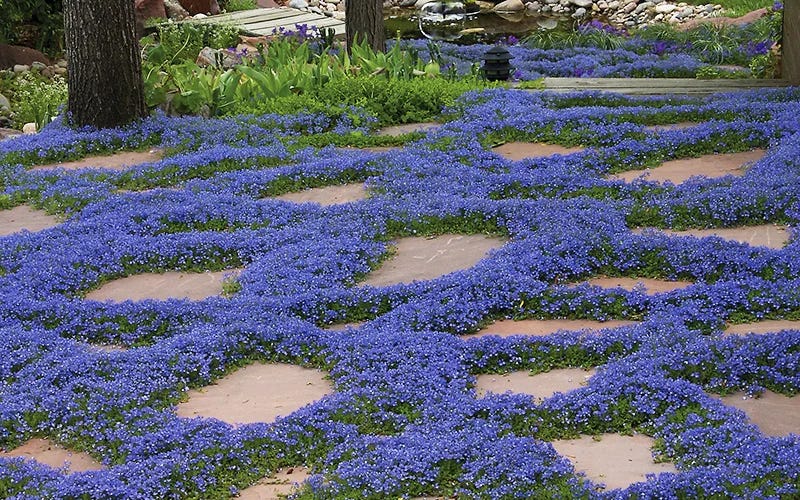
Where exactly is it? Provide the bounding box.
[176,363,333,426]
[0,438,103,473]
[492,142,585,161]
[0,205,59,235]
[274,183,368,206]
[475,368,596,402]
[633,224,789,250]
[464,319,638,339]
[610,149,765,184]
[717,391,800,437]
[85,269,241,302]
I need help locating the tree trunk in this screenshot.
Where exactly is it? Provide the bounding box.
[63,0,147,128]
[345,0,385,53]
[784,1,800,84]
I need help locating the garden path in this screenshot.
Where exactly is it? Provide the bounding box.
[609,149,765,184]
[633,224,790,250]
[274,183,367,205]
[85,269,241,302]
[0,439,103,473]
[0,205,59,235]
[183,7,345,37]
[30,149,161,171]
[464,319,638,339]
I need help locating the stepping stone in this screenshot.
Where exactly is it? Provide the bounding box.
[578,276,692,295]
[175,362,333,426]
[273,183,368,206]
[464,319,638,339]
[237,466,309,499]
[492,142,585,161]
[609,149,765,184]
[324,322,364,331]
[0,205,59,236]
[30,149,162,171]
[633,224,789,250]
[717,391,800,437]
[85,269,242,302]
[475,368,596,402]
[723,320,800,335]
[551,434,677,490]
[361,234,505,287]
[376,122,440,136]
[644,122,700,131]
[0,438,103,473]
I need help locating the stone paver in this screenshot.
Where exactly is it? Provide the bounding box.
[31,149,161,171]
[551,434,677,490]
[464,319,638,339]
[644,122,700,131]
[717,391,800,437]
[85,269,241,302]
[723,319,800,336]
[274,183,368,206]
[0,205,60,236]
[475,368,596,401]
[634,224,790,249]
[579,276,692,295]
[362,234,505,287]
[0,438,103,473]
[376,122,440,136]
[176,363,332,426]
[610,149,765,184]
[238,466,310,499]
[492,142,585,161]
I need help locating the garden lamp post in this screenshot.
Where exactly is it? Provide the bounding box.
[482,45,512,81]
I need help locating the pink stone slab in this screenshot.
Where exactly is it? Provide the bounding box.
[717,391,800,437]
[492,142,585,161]
[724,320,800,336]
[464,319,638,339]
[580,276,693,295]
[551,434,677,490]
[0,438,103,473]
[361,234,506,287]
[325,322,364,331]
[376,122,440,136]
[633,224,790,250]
[610,149,765,184]
[175,363,333,426]
[85,269,241,302]
[644,122,700,132]
[31,149,162,171]
[0,205,59,235]
[475,368,596,401]
[273,183,368,206]
[238,466,310,499]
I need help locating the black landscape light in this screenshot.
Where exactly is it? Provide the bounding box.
[482,45,512,81]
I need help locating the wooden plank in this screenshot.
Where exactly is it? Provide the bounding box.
[784,1,800,84]
[538,77,790,95]
[179,7,345,38]
[245,16,342,32]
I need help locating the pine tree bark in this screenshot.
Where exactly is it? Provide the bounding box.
[345,0,385,53]
[63,0,147,128]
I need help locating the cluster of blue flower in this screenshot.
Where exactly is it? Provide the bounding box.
[0,86,799,498]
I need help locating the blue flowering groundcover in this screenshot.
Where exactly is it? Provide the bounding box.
[1,86,800,499]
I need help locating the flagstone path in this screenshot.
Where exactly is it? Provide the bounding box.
[464,319,638,339]
[579,276,693,295]
[0,438,103,473]
[274,183,368,206]
[30,149,161,171]
[644,122,700,131]
[724,319,800,335]
[85,269,241,302]
[551,434,677,490]
[238,466,310,499]
[376,122,440,137]
[0,205,60,235]
[176,363,332,426]
[633,224,790,249]
[492,142,586,161]
[610,149,765,184]
[475,368,596,402]
[362,234,505,287]
[717,391,800,437]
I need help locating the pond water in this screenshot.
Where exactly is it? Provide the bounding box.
[385,6,574,45]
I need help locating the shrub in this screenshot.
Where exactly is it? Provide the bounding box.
[4,72,67,129]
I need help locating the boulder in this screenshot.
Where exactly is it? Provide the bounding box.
[164,0,190,19]
[134,0,167,20]
[493,0,524,13]
[0,44,50,70]
[178,0,221,15]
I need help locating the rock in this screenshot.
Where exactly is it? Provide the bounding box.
[655,3,676,13]
[493,0,525,12]
[415,0,435,8]
[53,67,67,75]
[13,64,29,73]
[164,0,190,19]
[288,0,308,7]
[22,123,37,134]
[572,6,587,17]
[0,127,22,140]
[178,0,220,15]
[0,44,50,70]
[134,0,167,19]
[0,94,9,112]
[399,0,416,5]
[31,61,46,70]
[570,0,592,6]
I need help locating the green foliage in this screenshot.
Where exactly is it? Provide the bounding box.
[749,52,780,79]
[0,0,63,53]
[5,72,67,129]
[220,0,257,11]
[152,22,241,63]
